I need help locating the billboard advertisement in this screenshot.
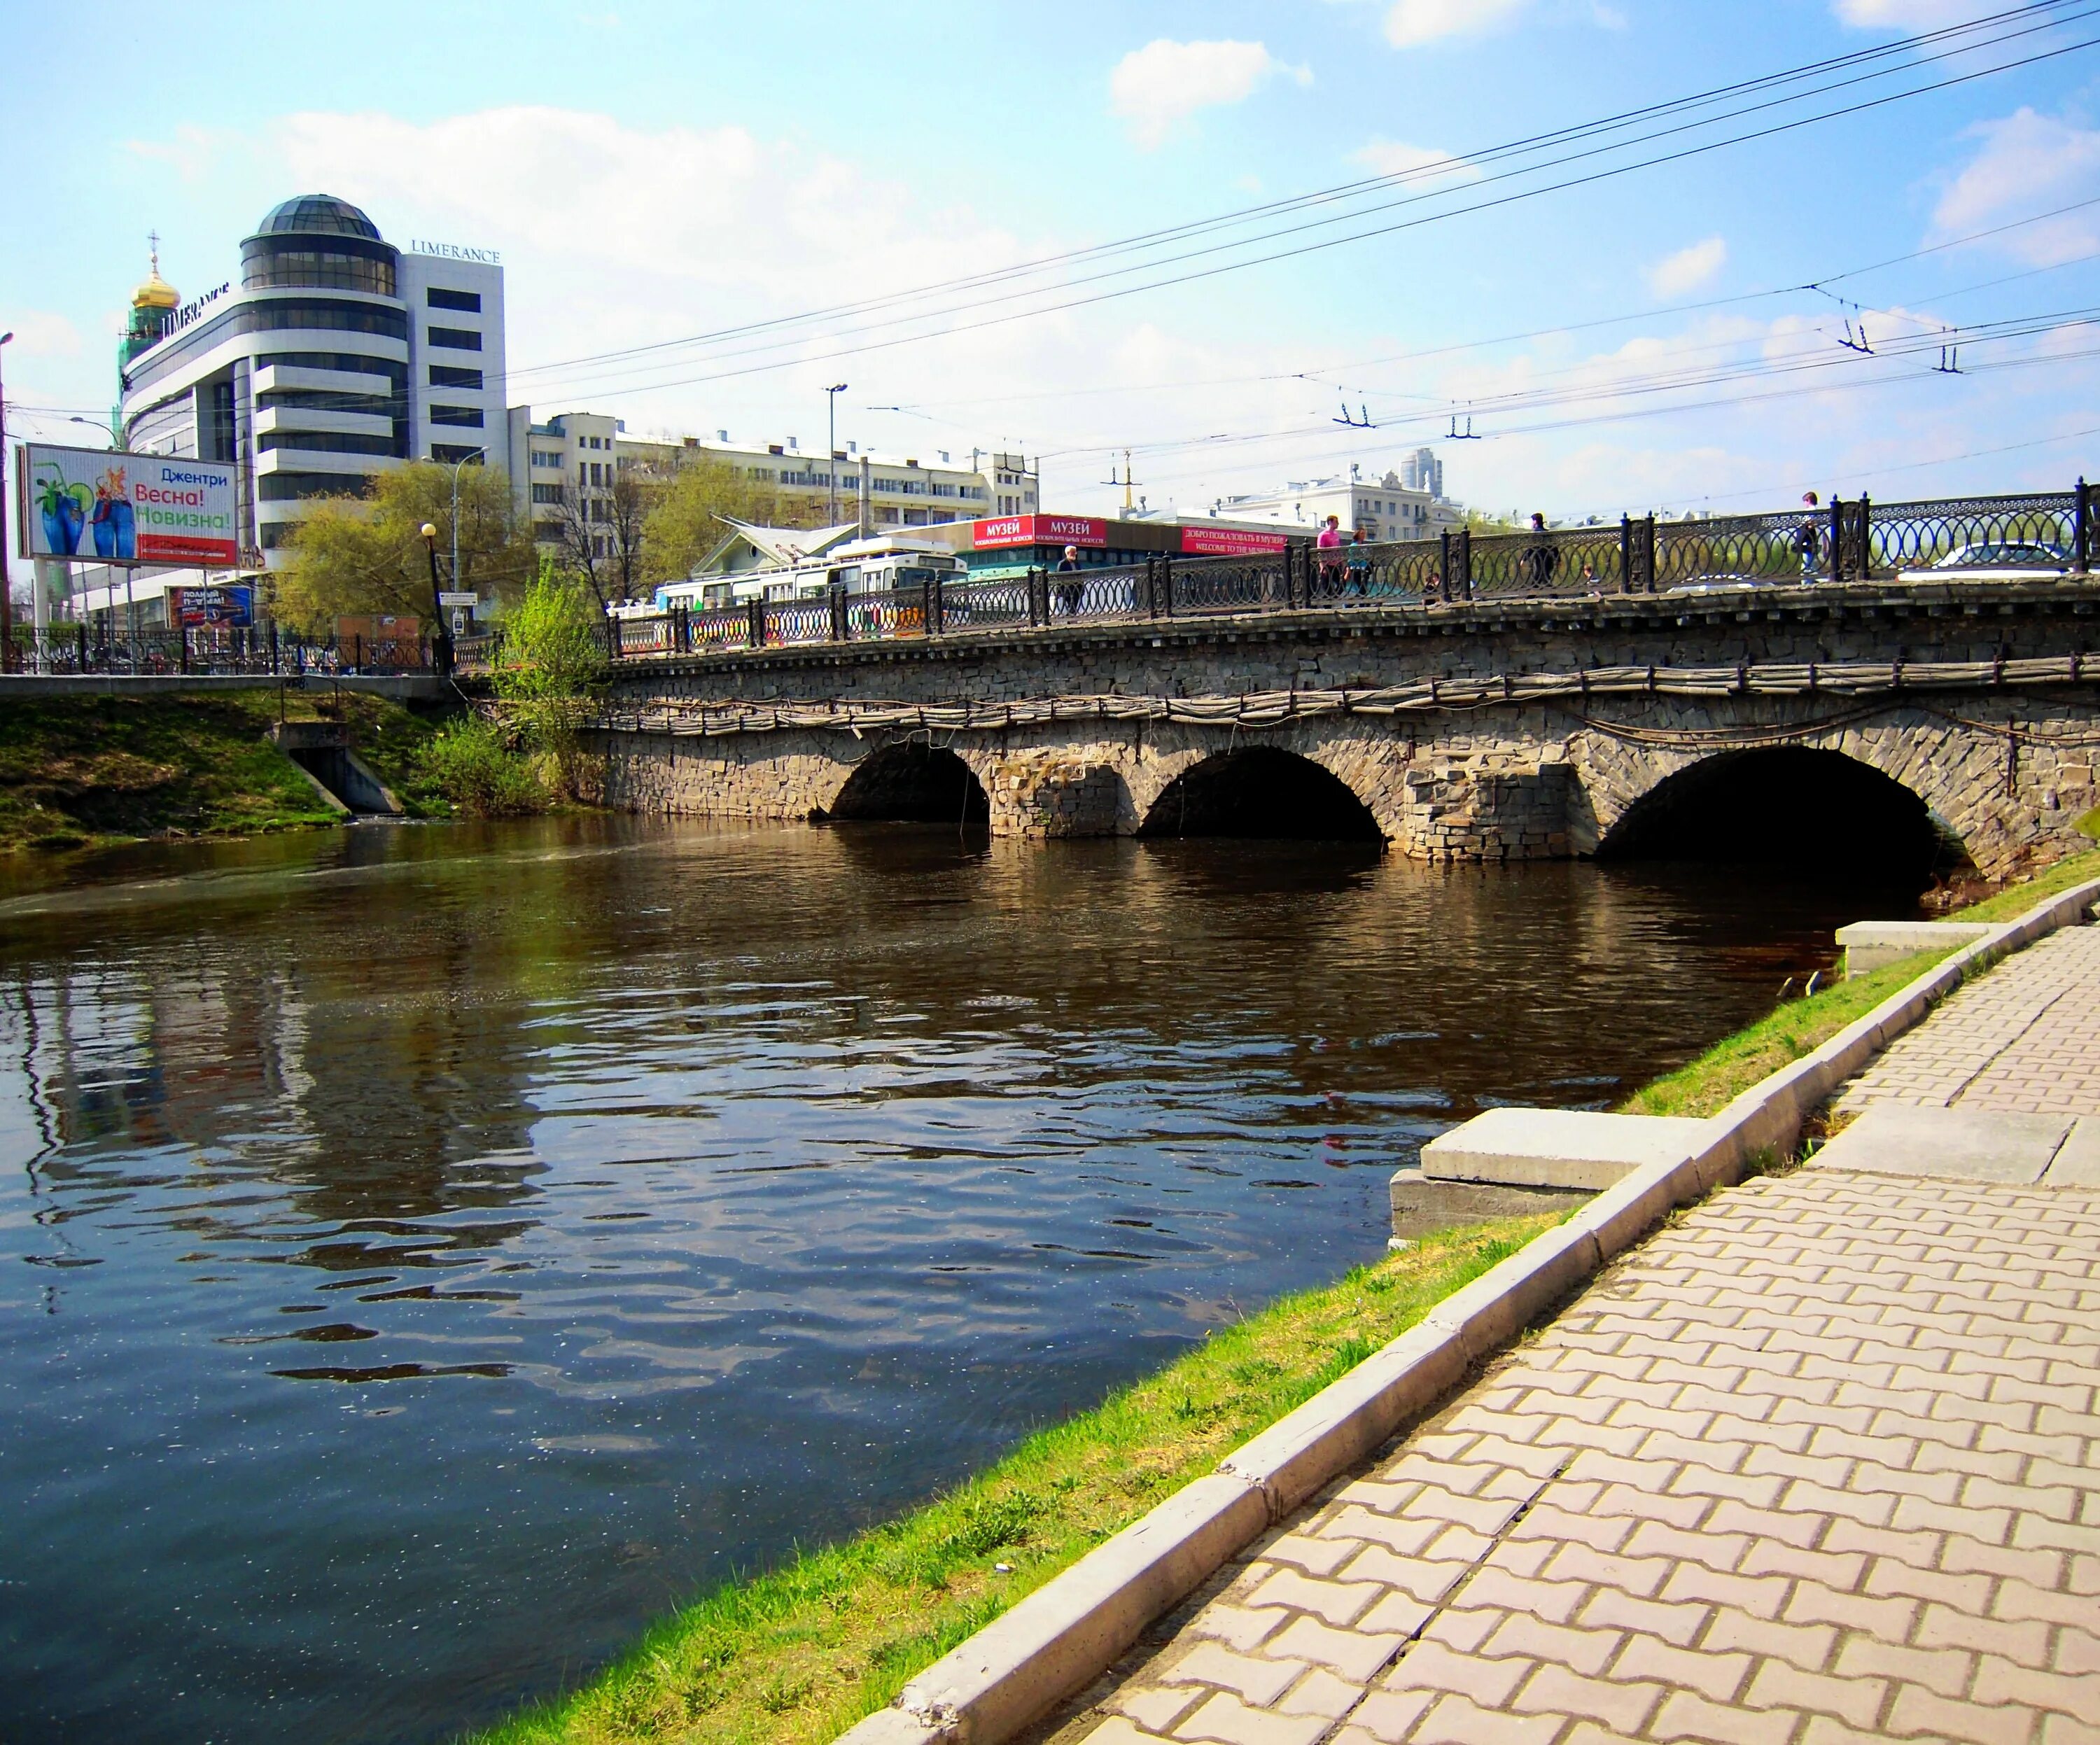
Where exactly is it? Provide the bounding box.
[1180,525,1290,556]
[167,585,255,629]
[971,513,1108,551]
[17,444,239,567]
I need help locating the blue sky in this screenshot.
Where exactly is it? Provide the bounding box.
[4,0,2099,554]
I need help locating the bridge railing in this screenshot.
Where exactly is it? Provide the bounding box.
[1,624,433,677]
[599,479,2092,661]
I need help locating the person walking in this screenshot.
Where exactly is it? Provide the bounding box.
[1345,528,1373,596]
[1316,514,1344,598]
[1796,491,1823,582]
[1055,544,1084,615]
[1524,512,1556,593]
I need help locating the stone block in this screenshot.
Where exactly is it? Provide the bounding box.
[1388,1168,1593,1241]
[2041,1116,2100,1188]
[1810,1102,2073,1185]
[1420,1108,1709,1191]
[1836,921,1993,978]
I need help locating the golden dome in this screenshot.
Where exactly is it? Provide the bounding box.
[132,236,178,311]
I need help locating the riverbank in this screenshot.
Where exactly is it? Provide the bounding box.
[470,1217,1551,1745]
[1620,841,2100,1120]
[0,690,597,853]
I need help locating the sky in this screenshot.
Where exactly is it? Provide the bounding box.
[4,0,2100,569]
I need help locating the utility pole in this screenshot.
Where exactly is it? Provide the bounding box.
[825,384,848,526]
[0,332,13,672]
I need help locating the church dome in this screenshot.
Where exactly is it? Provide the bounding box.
[251,195,384,241]
[132,252,178,311]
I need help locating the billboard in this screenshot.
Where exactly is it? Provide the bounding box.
[971,514,1107,551]
[1180,525,1290,556]
[17,444,239,567]
[167,585,254,629]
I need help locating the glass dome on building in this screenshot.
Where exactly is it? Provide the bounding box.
[250,195,385,241]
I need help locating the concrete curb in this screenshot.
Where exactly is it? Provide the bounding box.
[835,875,2100,1745]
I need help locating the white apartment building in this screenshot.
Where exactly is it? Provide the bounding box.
[514,418,1035,552]
[1402,447,1445,500]
[118,195,513,570]
[1195,463,1461,543]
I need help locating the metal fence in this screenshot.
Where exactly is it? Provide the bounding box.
[603,480,2094,664]
[0,623,433,678]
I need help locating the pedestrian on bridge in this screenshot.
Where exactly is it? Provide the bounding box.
[1056,545,1084,616]
[1525,512,1556,592]
[1797,491,1823,580]
[1317,514,1344,597]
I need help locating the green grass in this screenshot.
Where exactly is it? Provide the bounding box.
[1949,842,2100,923]
[469,1218,1553,1745]
[0,689,461,853]
[1623,833,2100,1121]
[1616,948,1957,1120]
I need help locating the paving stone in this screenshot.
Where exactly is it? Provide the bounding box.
[1810,1102,2073,1184]
[1065,940,2100,1745]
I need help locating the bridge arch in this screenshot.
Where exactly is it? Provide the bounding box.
[1592,743,1967,881]
[1137,745,1386,842]
[826,741,990,827]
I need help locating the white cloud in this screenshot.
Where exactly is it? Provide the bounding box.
[1832,0,1982,27]
[1383,0,1530,49]
[1109,39,1311,149]
[1646,236,1728,298]
[1933,108,2100,265]
[1350,139,1482,188]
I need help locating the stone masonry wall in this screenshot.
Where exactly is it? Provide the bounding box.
[601,585,2100,875]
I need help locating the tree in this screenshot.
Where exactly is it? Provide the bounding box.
[274,461,533,636]
[555,465,663,612]
[494,554,610,800]
[639,454,830,588]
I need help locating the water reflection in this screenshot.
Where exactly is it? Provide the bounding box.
[0,818,1919,1744]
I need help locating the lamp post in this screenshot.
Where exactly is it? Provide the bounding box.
[824,384,848,526]
[419,521,451,677]
[0,332,14,672]
[444,445,487,611]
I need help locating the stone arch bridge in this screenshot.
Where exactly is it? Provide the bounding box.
[597,578,2100,878]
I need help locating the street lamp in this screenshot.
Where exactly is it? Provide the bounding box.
[824,384,848,526]
[444,446,487,611]
[419,521,451,677]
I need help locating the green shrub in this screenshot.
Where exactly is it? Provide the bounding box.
[416,715,542,818]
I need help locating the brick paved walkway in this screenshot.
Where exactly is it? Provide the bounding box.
[1839,925,2100,1116]
[1049,1172,2100,1745]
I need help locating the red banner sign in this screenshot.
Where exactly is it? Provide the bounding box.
[1179,525,1290,556]
[971,514,1108,550]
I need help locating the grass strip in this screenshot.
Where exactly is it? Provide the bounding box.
[1623,836,2100,1121]
[1948,842,2100,923]
[471,1217,1553,1745]
[1616,948,1959,1120]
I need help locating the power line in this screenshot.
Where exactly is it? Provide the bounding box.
[516,25,2099,403]
[507,1,2088,388]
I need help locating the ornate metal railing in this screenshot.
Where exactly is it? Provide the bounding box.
[1,624,433,677]
[590,479,2092,663]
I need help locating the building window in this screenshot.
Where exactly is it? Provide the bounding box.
[529,449,563,468]
[428,325,483,351]
[431,442,484,463]
[429,364,484,389]
[426,287,482,313]
[876,506,899,524]
[258,428,397,456]
[259,471,372,502]
[430,405,485,427]
[531,482,565,504]
[242,245,397,297]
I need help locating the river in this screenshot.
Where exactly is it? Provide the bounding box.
[0,817,1920,1744]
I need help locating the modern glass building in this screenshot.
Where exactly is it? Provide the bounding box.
[117,194,512,570]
